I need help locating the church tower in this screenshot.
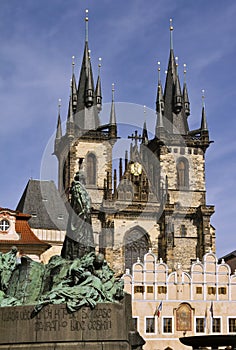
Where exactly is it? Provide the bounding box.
[99,20,215,273]
[54,11,117,244]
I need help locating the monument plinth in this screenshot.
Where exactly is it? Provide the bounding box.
[0,294,144,349]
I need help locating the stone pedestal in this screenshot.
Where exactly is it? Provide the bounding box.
[0,294,144,350]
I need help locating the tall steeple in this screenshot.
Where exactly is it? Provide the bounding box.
[74,9,100,131]
[163,19,189,135]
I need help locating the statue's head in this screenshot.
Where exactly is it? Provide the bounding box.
[93,253,105,270]
[74,171,86,185]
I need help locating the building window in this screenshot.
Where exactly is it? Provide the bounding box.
[176,158,189,189]
[147,286,154,293]
[163,318,173,333]
[196,318,205,333]
[212,318,221,333]
[218,287,227,295]
[196,287,202,294]
[87,153,96,185]
[146,317,155,333]
[0,219,10,231]
[228,318,236,333]
[134,286,144,294]
[158,286,167,294]
[208,287,216,295]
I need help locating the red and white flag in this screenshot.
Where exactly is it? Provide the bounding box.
[154,301,163,317]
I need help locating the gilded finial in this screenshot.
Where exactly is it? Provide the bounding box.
[175,56,178,73]
[202,89,205,107]
[72,55,75,74]
[170,18,174,50]
[98,57,102,75]
[144,105,146,117]
[88,49,91,60]
[183,63,187,82]
[112,83,115,101]
[157,61,161,82]
[58,98,62,114]
[85,9,89,42]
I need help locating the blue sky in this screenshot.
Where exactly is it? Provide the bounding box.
[0,0,236,258]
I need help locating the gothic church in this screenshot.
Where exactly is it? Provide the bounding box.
[52,14,215,275]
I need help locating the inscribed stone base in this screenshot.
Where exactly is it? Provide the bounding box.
[0,294,143,350]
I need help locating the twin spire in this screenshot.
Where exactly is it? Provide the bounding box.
[55,9,117,145]
[155,19,208,139]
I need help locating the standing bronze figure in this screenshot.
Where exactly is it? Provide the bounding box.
[61,171,95,259]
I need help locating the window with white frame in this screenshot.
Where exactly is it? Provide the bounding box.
[228,318,236,333]
[195,317,205,333]
[145,317,155,333]
[163,317,173,333]
[212,318,221,333]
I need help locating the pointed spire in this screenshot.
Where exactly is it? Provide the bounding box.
[170,18,174,50]
[174,57,183,113]
[85,60,94,107]
[75,10,99,130]
[71,56,77,113]
[66,80,74,138]
[183,63,190,116]
[85,9,89,42]
[95,57,102,112]
[201,89,208,131]
[142,107,148,145]
[109,83,117,140]
[56,99,62,138]
[156,61,164,114]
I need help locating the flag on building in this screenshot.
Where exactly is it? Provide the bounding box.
[209,301,214,319]
[154,301,162,317]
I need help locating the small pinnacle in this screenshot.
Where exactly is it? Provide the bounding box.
[58,98,62,113]
[202,89,205,105]
[98,57,102,68]
[170,18,173,31]
[112,83,115,91]
[175,56,178,66]
[72,55,75,74]
[144,105,146,115]
[85,9,89,21]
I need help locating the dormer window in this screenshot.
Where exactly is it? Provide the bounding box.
[0,219,10,232]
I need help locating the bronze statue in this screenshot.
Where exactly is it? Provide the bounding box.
[61,171,95,259]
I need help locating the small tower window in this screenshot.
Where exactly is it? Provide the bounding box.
[87,153,97,185]
[177,158,189,189]
[180,225,187,237]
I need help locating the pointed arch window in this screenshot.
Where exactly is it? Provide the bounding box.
[124,228,150,272]
[176,158,189,189]
[87,153,97,185]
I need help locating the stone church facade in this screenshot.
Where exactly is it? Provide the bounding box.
[53,15,215,275]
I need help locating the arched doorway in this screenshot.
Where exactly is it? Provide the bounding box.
[124,227,150,271]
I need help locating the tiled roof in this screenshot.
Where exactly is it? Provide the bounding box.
[0,208,50,253]
[16,180,68,231]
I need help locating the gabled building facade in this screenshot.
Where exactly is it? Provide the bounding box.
[123,250,236,350]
